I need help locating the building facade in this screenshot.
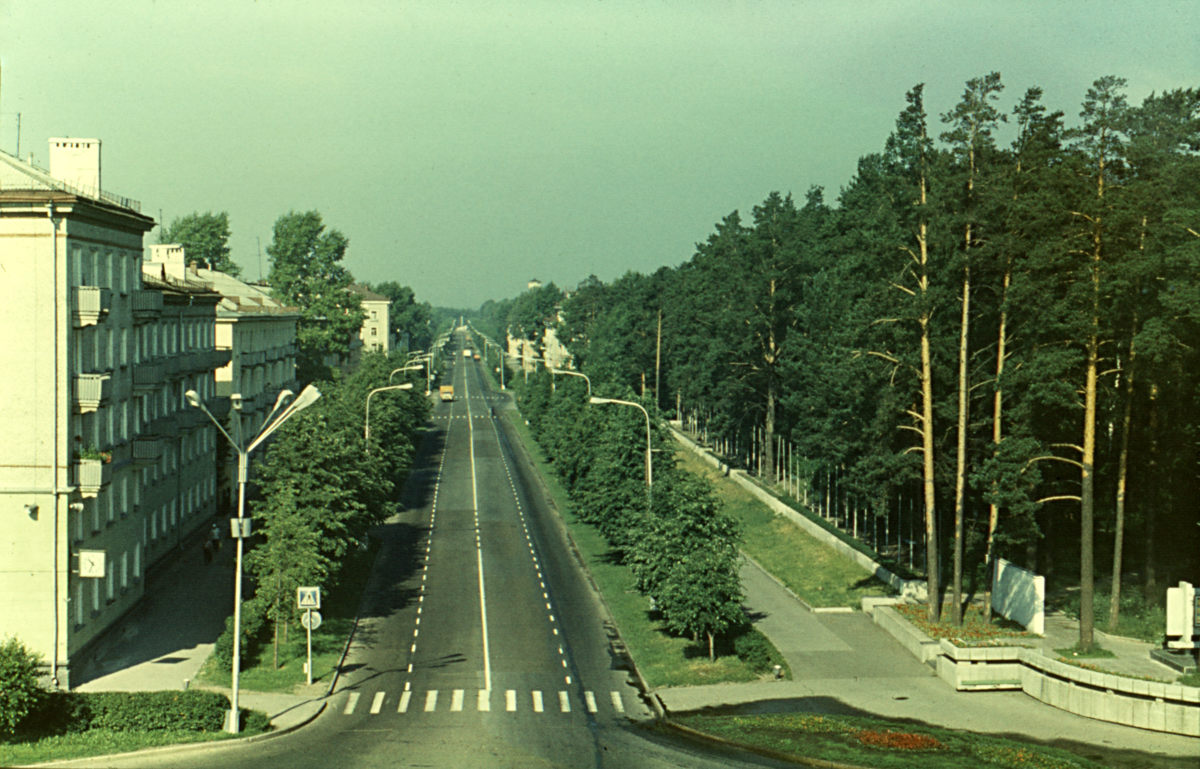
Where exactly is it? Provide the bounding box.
[0,141,226,687]
[145,245,300,508]
[350,284,392,353]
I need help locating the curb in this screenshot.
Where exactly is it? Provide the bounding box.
[661,719,871,769]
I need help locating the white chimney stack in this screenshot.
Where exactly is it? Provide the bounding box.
[48,138,101,195]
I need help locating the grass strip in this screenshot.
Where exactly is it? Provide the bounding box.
[504,413,777,689]
[0,728,254,767]
[674,446,893,609]
[197,537,382,693]
[671,713,1106,769]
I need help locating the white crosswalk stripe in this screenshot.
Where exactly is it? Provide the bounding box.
[341,689,630,716]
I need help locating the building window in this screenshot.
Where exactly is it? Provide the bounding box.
[75,581,84,626]
[92,578,100,613]
[106,561,114,602]
[121,551,128,589]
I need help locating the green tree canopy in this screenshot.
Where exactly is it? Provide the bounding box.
[160,211,240,276]
[266,210,364,382]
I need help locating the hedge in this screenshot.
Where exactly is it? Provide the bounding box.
[23,690,231,736]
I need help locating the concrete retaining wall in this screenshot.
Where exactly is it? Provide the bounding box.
[868,600,1200,736]
[671,429,926,602]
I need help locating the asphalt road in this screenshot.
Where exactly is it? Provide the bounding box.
[106,338,788,768]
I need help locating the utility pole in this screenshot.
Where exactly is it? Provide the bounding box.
[654,309,662,410]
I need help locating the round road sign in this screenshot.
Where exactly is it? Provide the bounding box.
[301,610,322,630]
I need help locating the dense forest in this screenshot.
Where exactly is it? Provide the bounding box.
[479,76,1200,645]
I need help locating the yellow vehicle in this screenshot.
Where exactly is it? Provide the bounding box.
[439,385,454,402]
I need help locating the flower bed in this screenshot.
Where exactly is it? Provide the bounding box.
[895,602,1034,645]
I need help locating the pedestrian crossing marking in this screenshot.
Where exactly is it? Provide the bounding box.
[343,689,629,716]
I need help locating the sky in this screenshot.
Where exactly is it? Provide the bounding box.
[1,1,1196,309]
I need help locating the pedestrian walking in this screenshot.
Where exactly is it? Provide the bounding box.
[211,523,221,552]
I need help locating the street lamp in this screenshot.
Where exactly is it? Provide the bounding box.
[388,365,424,384]
[589,396,652,497]
[364,383,414,452]
[186,384,321,734]
[551,368,591,398]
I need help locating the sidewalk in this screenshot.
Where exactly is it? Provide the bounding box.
[655,556,1198,762]
[70,520,324,735]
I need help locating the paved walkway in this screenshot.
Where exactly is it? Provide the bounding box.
[656,556,1198,763]
[70,518,324,735]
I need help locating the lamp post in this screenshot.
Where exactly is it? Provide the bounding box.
[551,368,591,398]
[364,383,414,452]
[186,384,321,734]
[408,354,433,395]
[388,365,424,384]
[589,396,652,499]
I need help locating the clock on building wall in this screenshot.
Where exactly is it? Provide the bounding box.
[79,550,106,579]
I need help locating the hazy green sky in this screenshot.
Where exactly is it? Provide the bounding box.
[1,1,1196,308]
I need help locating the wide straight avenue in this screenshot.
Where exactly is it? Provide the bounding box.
[106,340,788,768]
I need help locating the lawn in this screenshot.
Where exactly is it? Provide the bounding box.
[197,537,381,693]
[504,414,786,689]
[0,728,249,767]
[671,713,1107,769]
[673,444,894,609]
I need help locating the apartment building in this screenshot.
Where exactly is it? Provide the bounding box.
[350,284,392,353]
[145,245,300,507]
[0,140,226,688]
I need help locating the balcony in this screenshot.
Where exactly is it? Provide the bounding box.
[75,459,113,498]
[131,290,163,323]
[142,415,180,439]
[72,286,111,328]
[207,349,232,370]
[132,436,165,465]
[133,361,164,392]
[73,374,112,413]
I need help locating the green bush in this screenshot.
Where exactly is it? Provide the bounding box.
[0,637,47,738]
[213,597,269,672]
[733,629,777,673]
[242,708,271,733]
[82,691,229,732]
[21,690,231,738]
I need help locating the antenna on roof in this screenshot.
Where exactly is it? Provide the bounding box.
[257,236,263,281]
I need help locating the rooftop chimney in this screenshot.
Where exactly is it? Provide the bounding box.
[48,138,102,195]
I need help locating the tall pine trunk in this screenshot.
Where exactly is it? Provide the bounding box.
[984,265,1011,623]
[1109,336,1135,633]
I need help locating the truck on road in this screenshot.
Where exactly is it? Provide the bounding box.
[439,385,454,402]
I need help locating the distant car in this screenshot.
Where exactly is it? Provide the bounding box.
[473,353,481,361]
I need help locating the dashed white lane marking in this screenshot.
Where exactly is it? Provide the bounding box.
[451,689,465,711]
[506,689,517,712]
[585,691,597,713]
[343,692,360,715]
[370,692,386,714]
[478,689,490,712]
[558,691,571,713]
[424,690,438,712]
[611,691,625,713]
[532,690,544,713]
[398,691,412,713]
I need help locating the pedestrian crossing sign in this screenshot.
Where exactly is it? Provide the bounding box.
[297,586,321,610]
